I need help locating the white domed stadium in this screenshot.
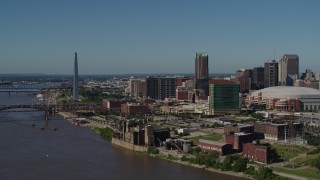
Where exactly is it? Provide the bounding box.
[247,86,320,111]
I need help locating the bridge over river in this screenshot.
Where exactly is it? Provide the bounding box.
[0,83,72,94]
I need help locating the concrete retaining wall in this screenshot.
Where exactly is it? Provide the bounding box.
[112,138,147,152]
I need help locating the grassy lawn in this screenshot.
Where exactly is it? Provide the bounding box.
[272,167,319,180]
[271,144,309,161]
[293,154,319,166]
[191,134,222,142]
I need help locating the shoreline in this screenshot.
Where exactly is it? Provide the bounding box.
[57,112,250,179]
[147,153,251,179]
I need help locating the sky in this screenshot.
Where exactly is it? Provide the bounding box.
[0,0,319,75]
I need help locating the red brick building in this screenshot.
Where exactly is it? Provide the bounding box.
[121,103,148,115]
[224,132,254,151]
[242,143,277,164]
[254,122,304,141]
[177,77,191,86]
[102,99,126,112]
[176,87,189,101]
[197,139,233,156]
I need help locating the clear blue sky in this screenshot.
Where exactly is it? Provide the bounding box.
[0,0,319,74]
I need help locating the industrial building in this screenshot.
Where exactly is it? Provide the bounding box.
[254,121,303,141]
[224,132,254,152]
[197,139,233,156]
[224,124,254,135]
[114,120,170,147]
[102,99,127,112]
[120,103,149,115]
[242,142,278,164]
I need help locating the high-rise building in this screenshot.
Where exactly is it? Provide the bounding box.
[132,80,146,98]
[73,52,79,99]
[146,76,177,100]
[209,80,240,115]
[278,54,299,86]
[252,67,264,90]
[195,52,209,95]
[127,76,142,96]
[264,60,279,88]
[195,52,209,80]
[234,69,251,93]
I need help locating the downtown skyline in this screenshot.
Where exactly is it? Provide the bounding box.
[0,0,319,74]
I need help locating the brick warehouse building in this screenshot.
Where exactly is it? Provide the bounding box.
[254,122,303,141]
[197,139,233,156]
[121,103,148,115]
[242,142,278,164]
[224,132,254,152]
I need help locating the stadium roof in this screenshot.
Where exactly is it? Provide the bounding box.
[250,86,320,99]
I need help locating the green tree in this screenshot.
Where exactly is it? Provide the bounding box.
[232,157,248,172]
[204,151,220,168]
[221,155,233,171]
[147,146,159,154]
[254,166,274,180]
[180,155,188,161]
[252,113,264,120]
[94,127,114,140]
[244,166,256,176]
[195,153,207,165]
[193,147,202,154]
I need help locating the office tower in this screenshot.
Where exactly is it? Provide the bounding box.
[278,54,299,86]
[195,52,209,95]
[73,52,79,99]
[146,77,158,100]
[132,80,146,98]
[127,76,141,96]
[252,67,265,90]
[195,52,209,80]
[235,69,251,93]
[146,76,177,100]
[264,60,279,88]
[209,79,240,115]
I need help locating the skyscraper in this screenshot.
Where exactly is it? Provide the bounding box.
[195,52,209,95]
[252,67,264,90]
[234,69,251,93]
[195,52,209,80]
[73,52,79,99]
[251,67,264,90]
[264,60,279,88]
[278,54,299,86]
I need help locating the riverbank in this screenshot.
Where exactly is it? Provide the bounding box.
[57,112,250,179]
[147,153,251,179]
[58,112,116,130]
